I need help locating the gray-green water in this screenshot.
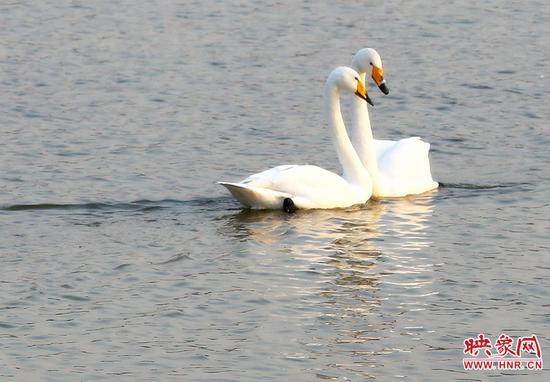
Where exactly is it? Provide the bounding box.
[1,0,549,380]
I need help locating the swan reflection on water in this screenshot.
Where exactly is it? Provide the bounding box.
[220,192,437,377]
[222,190,437,298]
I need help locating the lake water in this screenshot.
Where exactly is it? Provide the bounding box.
[1,0,549,380]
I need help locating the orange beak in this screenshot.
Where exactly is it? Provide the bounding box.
[355,78,374,106]
[372,65,389,95]
[372,65,384,86]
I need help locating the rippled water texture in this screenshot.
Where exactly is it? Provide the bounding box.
[1,0,550,380]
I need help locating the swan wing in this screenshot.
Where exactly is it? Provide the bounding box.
[377,137,438,196]
[374,139,396,161]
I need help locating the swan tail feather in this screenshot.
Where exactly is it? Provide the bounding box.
[218,182,291,210]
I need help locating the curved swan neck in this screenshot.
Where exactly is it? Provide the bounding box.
[324,78,372,191]
[350,70,382,193]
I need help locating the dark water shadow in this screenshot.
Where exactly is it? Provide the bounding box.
[1,196,238,213]
[436,181,534,200]
[439,182,533,190]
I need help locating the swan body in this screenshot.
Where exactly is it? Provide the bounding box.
[351,48,438,197]
[373,136,438,196]
[219,165,368,209]
[220,67,373,210]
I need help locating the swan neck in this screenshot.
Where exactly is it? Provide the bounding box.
[350,71,382,192]
[324,81,372,191]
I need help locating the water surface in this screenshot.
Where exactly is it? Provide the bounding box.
[1,0,549,380]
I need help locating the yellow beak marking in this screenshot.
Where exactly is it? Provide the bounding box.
[355,78,367,98]
[372,65,384,86]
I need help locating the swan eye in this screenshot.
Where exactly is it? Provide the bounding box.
[354,76,359,81]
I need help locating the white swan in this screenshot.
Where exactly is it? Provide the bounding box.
[219,67,373,211]
[350,48,438,198]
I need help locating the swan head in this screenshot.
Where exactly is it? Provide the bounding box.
[328,66,374,106]
[351,48,389,95]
